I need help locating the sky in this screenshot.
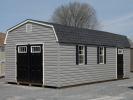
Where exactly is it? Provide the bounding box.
[0,0,133,40]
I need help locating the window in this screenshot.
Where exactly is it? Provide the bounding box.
[18,46,27,53]
[26,23,32,32]
[31,46,41,53]
[118,49,123,54]
[78,46,85,64]
[76,45,87,65]
[97,47,106,64]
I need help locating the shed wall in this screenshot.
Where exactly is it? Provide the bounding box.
[58,44,118,87]
[59,44,130,87]
[5,23,59,87]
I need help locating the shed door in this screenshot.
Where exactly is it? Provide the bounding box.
[17,45,29,83]
[30,44,43,84]
[117,49,124,79]
[17,44,43,85]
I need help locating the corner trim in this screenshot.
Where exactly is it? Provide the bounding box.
[116,48,118,79]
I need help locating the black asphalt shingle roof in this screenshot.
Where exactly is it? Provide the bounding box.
[33,20,130,48]
[54,24,130,48]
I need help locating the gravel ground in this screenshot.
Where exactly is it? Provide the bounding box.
[0,73,133,100]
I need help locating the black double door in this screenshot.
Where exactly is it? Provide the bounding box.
[17,44,43,85]
[117,51,124,79]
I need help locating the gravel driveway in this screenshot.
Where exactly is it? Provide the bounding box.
[0,73,133,100]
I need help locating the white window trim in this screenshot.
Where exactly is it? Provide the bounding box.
[31,46,41,53]
[118,49,123,54]
[78,45,85,65]
[99,47,105,64]
[18,46,27,53]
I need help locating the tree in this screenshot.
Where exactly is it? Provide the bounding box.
[51,2,99,29]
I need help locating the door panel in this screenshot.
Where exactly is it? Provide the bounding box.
[17,44,43,84]
[30,44,43,84]
[117,54,124,79]
[17,45,29,82]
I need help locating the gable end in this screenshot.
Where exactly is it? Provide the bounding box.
[4,19,58,44]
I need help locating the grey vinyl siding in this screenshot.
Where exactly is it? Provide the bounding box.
[5,21,130,87]
[58,44,117,87]
[123,49,130,77]
[5,23,59,87]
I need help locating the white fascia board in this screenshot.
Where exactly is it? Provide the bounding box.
[4,19,58,44]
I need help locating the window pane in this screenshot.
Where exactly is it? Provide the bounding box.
[79,46,83,50]
[79,50,84,54]
[31,46,41,53]
[18,46,27,53]
[78,46,85,64]
[99,55,103,63]
[79,50,81,54]
[99,47,103,55]
[79,55,83,59]
[98,47,105,64]
[79,55,84,64]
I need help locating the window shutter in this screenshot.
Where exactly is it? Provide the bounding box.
[85,46,87,65]
[97,47,99,64]
[76,45,79,65]
[104,47,106,64]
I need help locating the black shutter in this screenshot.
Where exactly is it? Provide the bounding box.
[76,45,79,65]
[97,47,99,64]
[85,46,87,65]
[104,47,106,64]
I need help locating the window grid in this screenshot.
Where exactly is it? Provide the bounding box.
[118,49,123,54]
[18,46,27,53]
[78,45,85,64]
[31,46,41,53]
[99,47,104,64]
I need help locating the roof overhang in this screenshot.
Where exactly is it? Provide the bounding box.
[4,19,58,44]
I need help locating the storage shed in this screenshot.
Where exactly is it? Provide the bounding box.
[5,19,130,87]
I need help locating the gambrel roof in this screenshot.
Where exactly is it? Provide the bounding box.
[6,19,130,48]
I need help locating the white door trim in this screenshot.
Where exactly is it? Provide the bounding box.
[16,42,45,85]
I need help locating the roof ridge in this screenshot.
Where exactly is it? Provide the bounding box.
[30,19,126,37]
